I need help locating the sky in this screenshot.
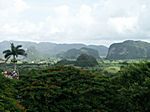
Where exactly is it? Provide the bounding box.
[0,0,150,46]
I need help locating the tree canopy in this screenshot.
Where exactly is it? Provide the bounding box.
[75,54,98,67]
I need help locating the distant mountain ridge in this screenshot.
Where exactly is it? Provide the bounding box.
[107,40,150,60]
[1,40,150,60]
[57,47,100,59]
[0,41,108,60]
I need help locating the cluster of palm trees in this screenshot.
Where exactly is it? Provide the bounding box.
[3,43,27,76]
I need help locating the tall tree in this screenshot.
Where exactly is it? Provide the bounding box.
[3,43,27,71]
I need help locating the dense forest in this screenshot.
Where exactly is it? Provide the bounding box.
[0,61,150,112]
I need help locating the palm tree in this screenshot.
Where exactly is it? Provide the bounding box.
[3,43,27,71]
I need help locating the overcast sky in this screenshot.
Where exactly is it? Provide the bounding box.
[0,0,150,46]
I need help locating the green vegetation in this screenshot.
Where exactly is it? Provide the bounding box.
[1,41,150,111]
[3,43,27,71]
[0,61,150,111]
[0,74,23,111]
[75,54,98,67]
[57,47,100,59]
[57,54,99,67]
[0,41,108,60]
[107,40,150,60]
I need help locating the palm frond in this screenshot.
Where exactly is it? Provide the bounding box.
[4,52,13,59]
[17,49,25,52]
[5,55,11,63]
[3,50,11,54]
[17,52,27,56]
[3,43,27,59]
[16,45,22,49]
[17,49,27,56]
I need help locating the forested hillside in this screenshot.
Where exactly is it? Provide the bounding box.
[107,40,150,59]
[57,47,100,59]
[0,62,150,112]
[0,41,108,60]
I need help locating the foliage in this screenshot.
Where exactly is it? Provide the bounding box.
[3,43,27,61]
[3,43,27,70]
[107,40,150,59]
[58,47,100,59]
[0,74,24,111]
[75,54,98,67]
[0,62,150,111]
[56,59,75,66]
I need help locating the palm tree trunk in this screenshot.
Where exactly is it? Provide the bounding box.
[14,62,16,71]
[13,55,17,71]
[4,56,11,71]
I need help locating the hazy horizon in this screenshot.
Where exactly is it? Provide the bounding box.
[1,39,150,47]
[0,0,150,46]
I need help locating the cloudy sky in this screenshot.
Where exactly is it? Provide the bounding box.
[0,0,150,46]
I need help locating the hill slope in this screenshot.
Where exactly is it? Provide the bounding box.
[107,40,150,60]
[0,41,108,60]
[57,47,100,59]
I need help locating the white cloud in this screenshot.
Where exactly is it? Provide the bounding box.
[0,0,29,13]
[0,0,150,45]
[14,0,29,12]
[108,17,138,33]
[78,4,94,26]
[54,5,69,17]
